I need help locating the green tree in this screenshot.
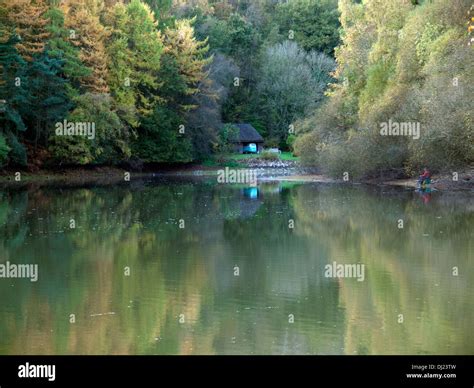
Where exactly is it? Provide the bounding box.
[0,133,10,166]
[0,33,28,166]
[49,93,130,165]
[144,0,174,29]
[162,18,211,108]
[133,105,193,163]
[104,0,164,120]
[257,41,334,147]
[43,6,91,95]
[275,0,340,55]
[23,50,70,147]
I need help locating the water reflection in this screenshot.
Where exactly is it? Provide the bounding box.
[0,180,472,355]
[416,188,432,204]
[243,186,259,200]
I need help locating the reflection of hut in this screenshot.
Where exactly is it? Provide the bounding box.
[221,187,263,220]
[243,187,259,199]
[238,187,262,218]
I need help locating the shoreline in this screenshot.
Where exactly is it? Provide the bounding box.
[0,165,472,192]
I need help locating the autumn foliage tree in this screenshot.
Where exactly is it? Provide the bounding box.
[3,0,50,62]
[62,1,109,93]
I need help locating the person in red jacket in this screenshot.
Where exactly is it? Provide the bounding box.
[418,167,431,186]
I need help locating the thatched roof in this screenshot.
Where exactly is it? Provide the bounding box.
[231,123,264,143]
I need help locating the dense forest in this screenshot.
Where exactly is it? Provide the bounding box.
[0,0,472,177]
[0,0,338,169]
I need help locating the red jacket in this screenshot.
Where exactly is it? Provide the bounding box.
[420,170,430,179]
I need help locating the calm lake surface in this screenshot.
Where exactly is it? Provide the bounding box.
[0,178,472,355]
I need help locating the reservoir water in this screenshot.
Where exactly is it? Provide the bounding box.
[0,178,472,354]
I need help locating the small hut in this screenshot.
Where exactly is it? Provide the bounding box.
[230,123,264,154]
